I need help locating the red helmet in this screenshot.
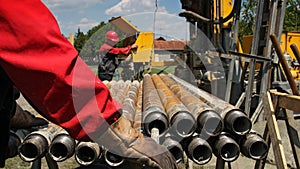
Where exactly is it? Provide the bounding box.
[105,30,119,42]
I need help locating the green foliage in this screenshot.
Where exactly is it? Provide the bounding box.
[238,0,300,43]
[74,28,86,54]
[238,1,257,42]
[283,0,300,32]
[73,22,108,65]
[73,21,128,65]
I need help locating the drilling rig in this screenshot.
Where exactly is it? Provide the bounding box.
[178,0,300,118]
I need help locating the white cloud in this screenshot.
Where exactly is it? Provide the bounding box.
[42,0,106,9]
[63,18,99,34]
[105,0,167,16]
[124,12,189,40]
[77,18,99,31]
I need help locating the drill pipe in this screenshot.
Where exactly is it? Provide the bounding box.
[48,130,76,162]
[160,74,223,136]
[74,141,102,166]
[133,81,143,131]
[7,130,30,158]
[104,150,124,167]
[162,136,184,163]
[239,132,268,160]
[122,80,140,124]
[210,132,240,162]
[183,135,212,165]
[18,125,60,162]
[109,80,131,104]
[143,74,169,136]
[151,74,196,138]
[169,74,252,136]
[291,44,300,65]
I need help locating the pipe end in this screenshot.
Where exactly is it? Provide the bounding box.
[198,110,224,136]
[171,111,196,138]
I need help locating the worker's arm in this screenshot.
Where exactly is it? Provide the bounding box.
[109,44,138,55]
[0,0,120,141]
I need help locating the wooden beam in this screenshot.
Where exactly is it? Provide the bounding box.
[270,91,300,112]
[263,92,288,169]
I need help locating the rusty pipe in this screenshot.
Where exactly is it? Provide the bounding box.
[240,132,268,160]
[151,74,196,138]
[74,141,102,166]
[160,74,223,136]
[291,44,300,68]
[211,132,240,162]
[143,74,169,137]
[184,135,213,165]
[48,130,76,162]
[162,135,184,164]
[270,34,300,96]
[18,125,60,162]
[169,74,251,135]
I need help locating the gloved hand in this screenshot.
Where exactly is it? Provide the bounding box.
[10,104,48,129]
[96,115,178,169]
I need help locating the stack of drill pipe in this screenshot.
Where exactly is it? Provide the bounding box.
[159,74,223,137]
[48,129,76,162]
[18,124,61,162]
[133,81,143,131]
[182,134,213,165]
[103,81,140,167]
[151,74,196,138]
[122,80,140,124]
[103,80,139,167]
[168,74,252,136]
[109,80,131,104]
[142,74,169,137]
[74,141,103,166]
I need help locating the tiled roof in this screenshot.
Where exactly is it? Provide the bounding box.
[154,39,187,51]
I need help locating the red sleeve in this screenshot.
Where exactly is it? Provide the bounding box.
[0,0,120,141]
[100,43,131,55]
[109,46,132,55]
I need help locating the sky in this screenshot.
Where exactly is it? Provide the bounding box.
[41,0,189,40]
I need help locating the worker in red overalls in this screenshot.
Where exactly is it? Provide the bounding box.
[98,30,137,81]
[0,1,177,168]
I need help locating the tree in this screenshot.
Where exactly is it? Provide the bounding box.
[238,0,300,43]
[74,22,108,65]
[238,1,257,42]
[283,0,300,32]
[74,28,86,53]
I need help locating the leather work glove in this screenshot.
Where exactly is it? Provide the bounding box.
[96,115,178,169]
[10,104,48,129]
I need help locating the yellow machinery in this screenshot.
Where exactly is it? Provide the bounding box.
[243,32,300,80]
[108,16,157,64]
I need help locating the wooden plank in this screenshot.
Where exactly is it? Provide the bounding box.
[263,92,288,169]
[270,91,300,112]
